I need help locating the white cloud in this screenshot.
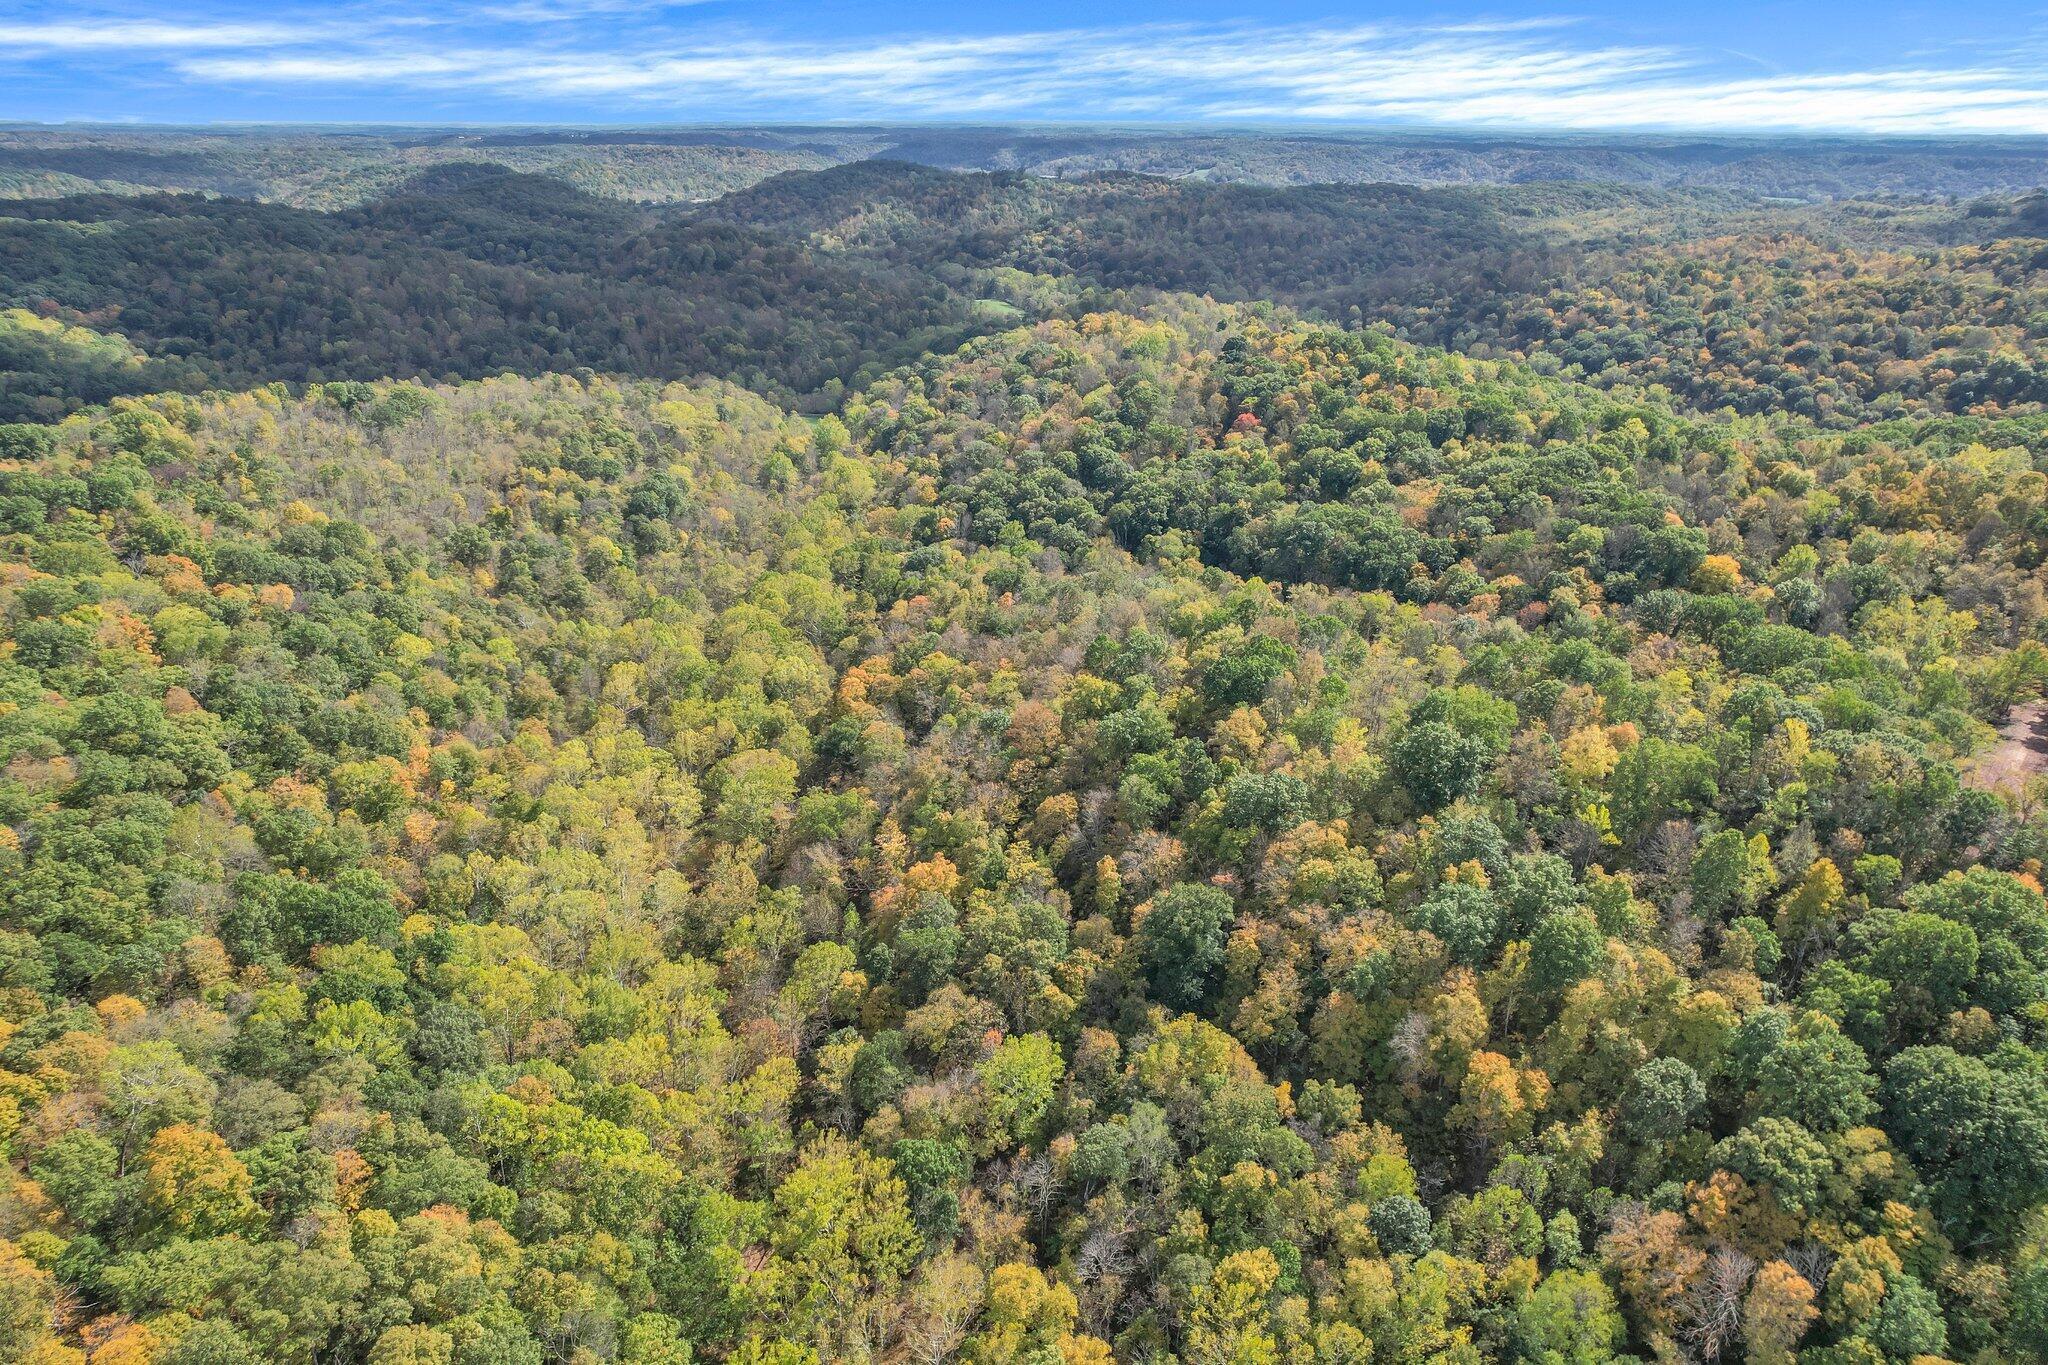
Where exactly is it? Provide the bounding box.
[0,18,310,50]
[475,0,721,23]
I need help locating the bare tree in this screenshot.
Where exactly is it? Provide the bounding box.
[1682,1246,1757,1362]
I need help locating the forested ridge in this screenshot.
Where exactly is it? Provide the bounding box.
[703,163,2048,425]
[4,159,2044,429]
[0,130,868,210]
[0,169,979,422]
[865,130,2048,198]
[7,272,2048,1365]
[10,128,2048,203]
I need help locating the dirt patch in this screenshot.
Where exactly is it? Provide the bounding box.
[1969,700,2048,793]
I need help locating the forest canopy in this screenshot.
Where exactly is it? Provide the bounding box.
[4,156,2044,427]
[2,134,2048,1365]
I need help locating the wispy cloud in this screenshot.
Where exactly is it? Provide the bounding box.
[9,6,2048,134]
[474,0,722,23]
[0,18,312,51]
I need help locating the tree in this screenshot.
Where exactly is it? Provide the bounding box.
[1450,1051,1550,1152]
[905,1253,985,1365]
[1775,858,1845,950]
[1514,1269,1625,1364]
[1743,1260,1817,1365]
[1711,1119,1831,1218]
[2008,1208,2048,1360]
[758,1138,920,1356]
[711,748,800,843]
[33,1129,122,1229]
[1692,828,1767,920]
[1748,1012,1875,1133]
[1868,1272,1946,1359]
[1390,722,1494,811]
[976,1033,1065,1157]
[1221,771,1310,838]
[141,1124,261,1238]
[368,1325,456,1365]
[1623,1058,1706,1142]
[1608,737,1717,841]
[1437,1184,1541,1273]
[1139,884,1235,1010]
[1370,1195,1433,1258]
[1852,910,1979,1027]
[1201,635,1296,709]
[1183,1248,1281,1365]
[1601,1208,1708,1343]
[895,893,962,1001]
[965,1262,1095,1364]
[892,1138,970,1241]
[102,1040,215,1169]
[1526,908,1605,998]
[1410,883,1501,967]
[0,1239,67,1361]
[1882,1045,2048,1241]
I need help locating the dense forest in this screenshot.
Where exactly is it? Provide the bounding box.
[870,130,2048,198]
[6,130,2048,1364]
[0,130,870,209]
[5,156,2045,427]
[10,127,2048,202]
[0,168,978,421]
[702,163,2048,425]
[9,292,2048,1362]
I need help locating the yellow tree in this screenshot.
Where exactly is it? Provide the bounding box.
[140,1124,259,1238]
[1744,1261,1818,1365]
[1184,1249,1282,1365]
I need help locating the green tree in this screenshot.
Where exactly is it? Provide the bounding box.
[1748,1012,1876,1133]
[1139,883,1235,1010]
[1883,1046,2048,1241]
[1526,908,1605,998]
[976,1032,1066,1156]
[1514,1268,1625,1364]
[1411,882,1501,967]
[1622,1057,1706,1142]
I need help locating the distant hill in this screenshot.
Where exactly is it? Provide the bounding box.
[8,125,2048,208]
[3,148,2044,425]
[0,168,976,420]
[0,127,873,209]
[700,160,2048,423]
[869,128,2048,198]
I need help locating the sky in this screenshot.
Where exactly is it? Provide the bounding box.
[7,1,2048,134]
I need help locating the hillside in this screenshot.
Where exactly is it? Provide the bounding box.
[0,128,873,209]
[12,126,2048,203]
[7,160,2044,431]
[0,169,979,421]
[6,301,2048,1360]
[874,128,2048,198]
[705,163,2048,424]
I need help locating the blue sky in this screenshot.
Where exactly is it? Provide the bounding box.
[7,1,2048,133]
